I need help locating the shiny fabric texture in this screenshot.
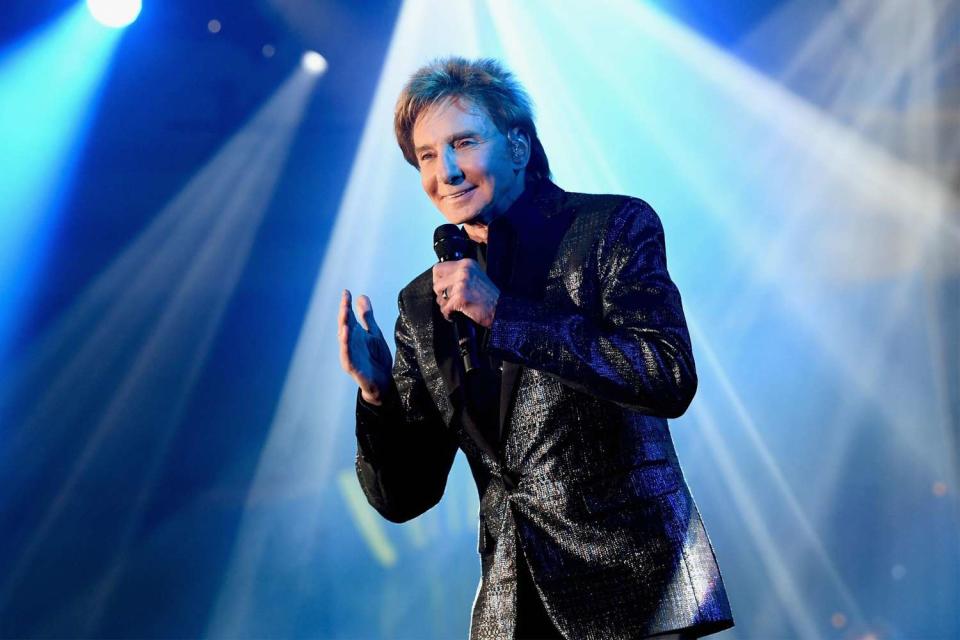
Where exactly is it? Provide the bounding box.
[355,181,734,639]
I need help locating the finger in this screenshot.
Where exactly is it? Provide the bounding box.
[357,294,380,335]
[338,306,355,374]
[342,289,361,330]
[355,294,370,331]
[440,292,458,321]
[432,262,457,296]
[435,280,455,308]
[339,289,352,334]
[433,261,455,276]
[339,335,354,374]
[432,264,446,297]
[339,288,348,321]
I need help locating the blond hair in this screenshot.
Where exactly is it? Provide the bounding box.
[394,56,551,184]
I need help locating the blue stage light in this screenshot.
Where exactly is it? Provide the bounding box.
[86,0,142,28]
[0,1,122,375]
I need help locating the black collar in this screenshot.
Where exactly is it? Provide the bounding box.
[479,179,568,300]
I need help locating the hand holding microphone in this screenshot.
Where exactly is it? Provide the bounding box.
[433,224,500,374]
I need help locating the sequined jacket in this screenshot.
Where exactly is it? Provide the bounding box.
[355,181,734,639]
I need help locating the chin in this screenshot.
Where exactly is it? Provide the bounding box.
[461,203,496,226]
[439,206,481,226]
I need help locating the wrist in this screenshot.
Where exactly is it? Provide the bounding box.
[360,387,383,406]
[482,291,499,329]
[485,293,521,354]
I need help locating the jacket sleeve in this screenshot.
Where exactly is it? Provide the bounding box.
[354,290,459,523]
[487,199,697,418]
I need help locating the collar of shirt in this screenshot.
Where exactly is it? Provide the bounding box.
[474,178,565,298]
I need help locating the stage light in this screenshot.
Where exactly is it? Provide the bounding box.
[0,2,122,380]
[300,50,327,75]
[85,0,141,28]
[0,68,321,629]
[207,19,221,34]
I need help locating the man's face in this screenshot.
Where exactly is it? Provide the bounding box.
[412,96,524,230]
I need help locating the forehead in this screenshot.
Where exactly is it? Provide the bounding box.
[412,96,498,145]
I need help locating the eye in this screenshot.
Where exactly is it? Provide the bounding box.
[418,151,435,162]
[454,138,477,149]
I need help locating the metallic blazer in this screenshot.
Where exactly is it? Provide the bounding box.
[355,182,734,639]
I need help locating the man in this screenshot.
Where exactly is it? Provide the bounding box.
[338,57,734,640]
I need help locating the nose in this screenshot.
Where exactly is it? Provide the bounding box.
[437,147,464,185]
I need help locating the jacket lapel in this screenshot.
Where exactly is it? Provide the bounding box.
[430,298,461,403]
[431,298,502,463]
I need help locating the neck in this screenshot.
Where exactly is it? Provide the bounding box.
[497,171,527,218]
[464,173,528,244]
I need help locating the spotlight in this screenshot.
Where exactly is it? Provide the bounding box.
[301,51,327,75]
[86,0,142,28]
[207,19,221,34]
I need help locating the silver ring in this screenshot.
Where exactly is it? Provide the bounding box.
[442,287,449,300]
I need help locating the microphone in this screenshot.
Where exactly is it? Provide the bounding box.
[433,224,481,374]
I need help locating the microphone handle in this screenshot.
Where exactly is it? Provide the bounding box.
[452,312,481,374]
[436,246,482,375]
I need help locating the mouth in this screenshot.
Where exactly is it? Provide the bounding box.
[443,186,477,200]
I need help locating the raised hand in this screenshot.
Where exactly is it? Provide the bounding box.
[338,289,393,405]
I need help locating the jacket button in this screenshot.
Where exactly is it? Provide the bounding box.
[502,470,521,491]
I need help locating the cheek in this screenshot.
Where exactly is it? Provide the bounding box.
[420,171,434,196]
[461,157,491,186]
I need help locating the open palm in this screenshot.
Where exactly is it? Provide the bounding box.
[338,290,392,404]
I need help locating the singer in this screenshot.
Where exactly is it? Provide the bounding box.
[337,57,734,640]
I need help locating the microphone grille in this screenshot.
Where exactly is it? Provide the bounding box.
[433,224,464,244]
[433,224,471,261]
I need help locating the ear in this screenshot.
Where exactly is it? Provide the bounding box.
[507,127,531,170]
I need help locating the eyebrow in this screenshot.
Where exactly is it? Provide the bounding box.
[414,130,482,155]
